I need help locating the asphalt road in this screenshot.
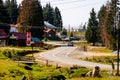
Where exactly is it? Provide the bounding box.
[39,46,113,70]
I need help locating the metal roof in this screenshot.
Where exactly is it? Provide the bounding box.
[44,21,57,29]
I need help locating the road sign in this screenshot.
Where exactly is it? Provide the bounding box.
[26,32,31,46]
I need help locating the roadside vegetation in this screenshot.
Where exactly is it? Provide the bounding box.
[76,43,116,65]
[0,57,90,80]
[0,47,90,80]
[81,56,116,65]
[1,58,120,80]
[76,42,112,53]
[1,46,120,80]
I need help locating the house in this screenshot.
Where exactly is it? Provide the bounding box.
[44,21,57,37]
[44,28,56,37]
[0,29,7,46]
[8,32,26,46]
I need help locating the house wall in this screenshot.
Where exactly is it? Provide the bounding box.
[0,39,6,47]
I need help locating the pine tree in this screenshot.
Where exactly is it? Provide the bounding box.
[98,4,111,48]
[105,0,118,50]
[54,7,63,30]
[0,0,10,23]
[17,0,44,38]
[98,0,119,50]
[43,4,63,31]
[97,0,120,50]
[4,0,19,24]
[43,3,54,25]
[85,8,99,46]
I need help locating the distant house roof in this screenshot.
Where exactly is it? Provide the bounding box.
[10,32,26,40]
[44,21,57,29]
[0,29,7,38]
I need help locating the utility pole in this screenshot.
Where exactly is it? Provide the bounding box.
[117,21,120,76]
[115,0,120,76]
[117,11,120,76]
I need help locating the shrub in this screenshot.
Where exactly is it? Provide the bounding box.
[0,72,6,77]
[70,67,89,78]
[2,50,12,58]
[9,69,24,76]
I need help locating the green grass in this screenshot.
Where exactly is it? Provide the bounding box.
[81,56,116,64]
[0,58,90,80]
[1,58,120,80]
[75,43,89,47]
[1,47,120,80]
[0,59,28,80]
[89,47,112,53]
[70,76,120,80]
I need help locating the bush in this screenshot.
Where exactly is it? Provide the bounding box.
[9,69,24,76]
[0,49,39,59]
[70,67,89,78]
[2,50,12,58]
[0,72,6,77]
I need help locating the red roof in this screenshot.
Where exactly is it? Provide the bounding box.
[0,29,7,37]
[44,28,52,33]
[11,32,26,40]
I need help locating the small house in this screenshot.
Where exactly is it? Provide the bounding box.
[44,21,57,37]
[8,32,26,46]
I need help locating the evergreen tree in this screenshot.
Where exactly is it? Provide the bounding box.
[4,0,19,24]
[98,0,119,50]
[17,0,44,38]
[85,8,99,46]
[105,0,118,50]
[98,4,111,48]
[54,7,63,30]
[43,3,63,31]
[0,0,10,23]
[43,3,54,25]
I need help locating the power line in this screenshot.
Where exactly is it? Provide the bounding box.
[61,1,107,12]
[42,0,86,5]
[41,0,66,3]
[14,0,86,6]
[0,22,44,29]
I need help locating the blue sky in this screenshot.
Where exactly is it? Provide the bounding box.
[3,0,109,28]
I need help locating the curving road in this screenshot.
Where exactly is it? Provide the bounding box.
[39,46,114,70]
